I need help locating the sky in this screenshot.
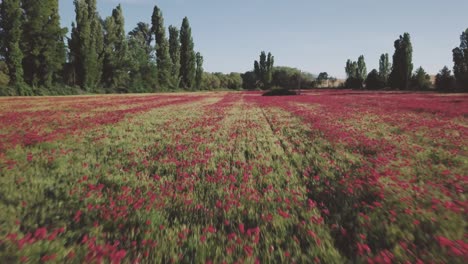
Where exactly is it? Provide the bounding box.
[58,0,468,78]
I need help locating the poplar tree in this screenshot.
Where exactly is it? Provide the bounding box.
[69,0,104,90]
[266,52,274,86]
[378,53,391,84]
[21,0,66,87]
[345,59,358,79]
[357,55,367,81]
[195,52,204,90]
[254,51,274,89]
[452,28,468,91]
[128,22,157,92]
[0,0,24,87]
[102,4,130,91]
[151,5,171,89]
[179,17,196,89]
[345,57,364,89]
[389,33,413,90]
[168,25,181,86]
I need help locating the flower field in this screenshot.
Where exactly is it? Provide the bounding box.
[0,91,467,263]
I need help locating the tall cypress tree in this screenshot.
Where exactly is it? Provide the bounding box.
[151,5,171,89]
[389,33,413,90]
[168,25,181,86]
[21,0,66,87]
[102,4,130,91]
[69,0,104,90]
[179,17,196,89]
[195,52,203,90]
[0,0,24,87]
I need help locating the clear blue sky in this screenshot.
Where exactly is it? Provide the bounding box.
[59,0,468,78]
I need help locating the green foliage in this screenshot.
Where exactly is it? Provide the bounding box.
[201,72,242,90]
[195,52,204,90]
[357,55,367,81]
[345,57,365,89]
[254,51,274,89]
[0,0,24,86]
[389,33,413,90]
[69,0,104,90]
[365,69,386,89]
[452,28,468,91]
[102,5,131,92]
[168,25,181,87]
[179,17,196,89]
[201,72,220,90]
[226,73,243,89]
[410,67,432,90]
[345,59,357,79]
[241,71,258,90]
[21,0,66,87]
[435,66,456,92]
[251,66,314,90]
[127,23,157,93]
[316,72,329,87]
[379,53,391,85]
[0,61,9,86]
[151,5,172,89]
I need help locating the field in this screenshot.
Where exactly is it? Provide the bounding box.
[0,91,466,263]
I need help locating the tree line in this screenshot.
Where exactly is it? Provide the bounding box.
[241,51,321,91]
[0,1,466,95]
[0,0,206,95]
[345,30,468,92]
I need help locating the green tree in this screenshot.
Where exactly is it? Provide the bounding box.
[0,61,10,88]
[0,0,24,88]
[345,59,358,78]
[128,22,157,93]
[254,51,274,89]
[151,5,172,89]
[357,55,367,81]
[389,33,413,90]
[345,57,364,89]
[317,72,329,87]
[241,71,257,90]
[168,25,181,87]
[201,72,221,90]
[102,5,130,92]
[378,53,391,84]
[365,69,385,89]
[179,17,196,89]
[452,28,468,91]
[270,67,314,90]
[69,0,104,90]
[21,0,67,88]
[411,67,431,90]
[129,22,153,54]
[227,73,243,90]
[435,66,456,92]
[195,52,204,90]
